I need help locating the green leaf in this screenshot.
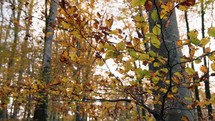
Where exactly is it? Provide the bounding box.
[188,30,200,45]
[142,69,150,79]
[153,62,161,67]
[134,15,145,22]
[135,68,144,79]
[185,97,193,101]
[152,76,159,84]
[151,9,158,21]
[185,67,195,75]
[104,43,115,50]
[139,53,149,60]
[105,50,115,59]
[148,51,157,57]
[172,87,178,93]
[195,58,202,64]
[191,38,201,45]
[129,50,138,58]
[116,41,125,50]
[160,68,168,74]
[124,61,133,72]
[188,30,198,39]
[208,27,215,37]
[131,0,146,7]
[145,33,156,38]
[151,37,160,48]
[152,24,161,35]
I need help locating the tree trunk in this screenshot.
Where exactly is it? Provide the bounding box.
[33,0,58,120]
[184,11,203,120]
[201,0,213,120]
[0,0,24,119]
[148,0,194,120]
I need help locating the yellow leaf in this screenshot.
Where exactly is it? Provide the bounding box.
[109,29,119,35]
[46,32,52,37]
[59,41,69,47]
[97,43,104,52]
[70,53,78,61]
[61,21,70,29]
[105,16,113,28]
[172,76,179,84]
[152,24,161,35]
[185,97,193,101]
[172,87,178,93]
[167,94,174,99]
[131,0,146,7]
[200,38,210,47]
[152,76,159,84]
[133,15,145,22]
[185,67,195,75]
[211,61,215,71]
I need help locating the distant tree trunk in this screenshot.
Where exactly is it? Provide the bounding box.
[0,1,3,44]
[12,0,34,119]
[33,0,58,120]
[148,0,194,120]
[184,11,203,120]
[201,0,213,120]
[0,0,24,119]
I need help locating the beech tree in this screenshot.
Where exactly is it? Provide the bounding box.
[148,0,194,120]
[0,0,215,120]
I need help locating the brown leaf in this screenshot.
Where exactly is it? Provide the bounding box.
[180,0,196,6]
[144,0,153,12]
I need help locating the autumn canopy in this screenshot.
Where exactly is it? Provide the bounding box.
[0,0,215,121]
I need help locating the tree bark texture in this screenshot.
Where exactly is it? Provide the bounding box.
[33,0,58,121]
[148,0,195,120]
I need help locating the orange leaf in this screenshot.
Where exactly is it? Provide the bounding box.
[60,51,69,63]
[181,115,189,121]
[200,65,208,73]
[176,40,183,46]
[205,47,211,53]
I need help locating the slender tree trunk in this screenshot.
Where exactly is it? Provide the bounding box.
[201,0,213,120]
[33,0,58,120]
[148,0,194,120]
[184,11,203,121]
[12,0,34,118]
[0,0,24,119]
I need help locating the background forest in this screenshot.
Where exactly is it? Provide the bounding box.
[0,0,215,121]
